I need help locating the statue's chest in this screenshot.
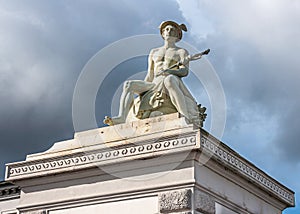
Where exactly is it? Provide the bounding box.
[153,49,180,63]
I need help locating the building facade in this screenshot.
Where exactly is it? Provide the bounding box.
[2,114,295,213]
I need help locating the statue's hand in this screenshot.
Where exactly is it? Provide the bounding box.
[164,68,188,77]
[103,116,113,126]
[157,69,167,76]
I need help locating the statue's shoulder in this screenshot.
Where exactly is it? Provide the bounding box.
[149,47,163,57]
[176,47,189,55]
[150,47,163,53]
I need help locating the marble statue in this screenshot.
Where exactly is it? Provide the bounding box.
[104,20,209,126]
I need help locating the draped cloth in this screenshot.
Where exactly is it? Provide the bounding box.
[132,75,199,120]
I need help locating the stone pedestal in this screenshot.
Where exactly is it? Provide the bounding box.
[4,113,294,213]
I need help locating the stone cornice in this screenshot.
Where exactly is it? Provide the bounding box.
[0,181,20,201]
[6,133,198,181]
[200,133,295,207]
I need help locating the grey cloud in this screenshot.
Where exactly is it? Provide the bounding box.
[178,0,300,164]
[0,0,185,179]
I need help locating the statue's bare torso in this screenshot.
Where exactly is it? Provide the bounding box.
[148,46,189,81]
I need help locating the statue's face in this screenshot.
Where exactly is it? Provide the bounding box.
[162,25,179,41]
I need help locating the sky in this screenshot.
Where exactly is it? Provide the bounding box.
[0,0,299,213]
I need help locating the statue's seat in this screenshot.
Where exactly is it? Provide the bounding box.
[126,94,177,122]
[126,93,206,128]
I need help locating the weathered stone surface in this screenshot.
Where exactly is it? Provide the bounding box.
[159,189,192,213]
[195,190,215,214]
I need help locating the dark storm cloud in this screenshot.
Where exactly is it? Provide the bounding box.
[0,0,185,179]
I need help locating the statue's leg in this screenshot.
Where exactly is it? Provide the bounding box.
[163,75,190,119]
[107,80,154,125]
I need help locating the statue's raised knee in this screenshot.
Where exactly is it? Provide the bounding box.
[163,75,178,88]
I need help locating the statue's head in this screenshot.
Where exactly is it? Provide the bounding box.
[159,20,187,42]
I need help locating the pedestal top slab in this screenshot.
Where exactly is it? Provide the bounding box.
[6,113,199,180]
[25,113,193,161]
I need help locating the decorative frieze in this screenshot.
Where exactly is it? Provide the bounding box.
[200,136,294,206]
[159,189,192,213]
[6,134,197,180]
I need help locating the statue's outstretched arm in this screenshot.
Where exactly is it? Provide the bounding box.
[159,48,210,78]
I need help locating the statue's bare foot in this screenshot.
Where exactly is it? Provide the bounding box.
[103,116,126,126]
[103,116,113,126]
